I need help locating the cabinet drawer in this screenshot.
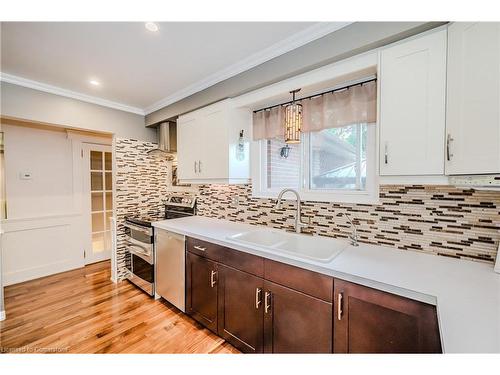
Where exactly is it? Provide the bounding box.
[264,259,333,302]
[219,247,264,277]
[186,237,223,261]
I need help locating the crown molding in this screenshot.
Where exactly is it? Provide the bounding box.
[143,22,352,115]
[0,73,145,115]
[1,23,351,118]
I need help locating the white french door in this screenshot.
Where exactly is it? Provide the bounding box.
[82,144,113,264]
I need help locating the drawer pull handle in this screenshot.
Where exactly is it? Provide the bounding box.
[193,245,206,252]
[255,288,262,309]
[337,292,343,321]
[264,291,271,314]
[210,270,217,288]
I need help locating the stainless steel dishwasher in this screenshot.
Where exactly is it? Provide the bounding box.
[155,228,186,312]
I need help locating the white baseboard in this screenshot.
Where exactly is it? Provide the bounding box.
[3,259,83,286]
[0,311,5,321]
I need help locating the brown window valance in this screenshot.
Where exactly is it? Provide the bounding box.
[253,80,377,141]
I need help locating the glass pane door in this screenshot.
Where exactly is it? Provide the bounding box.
[89,150,113,260]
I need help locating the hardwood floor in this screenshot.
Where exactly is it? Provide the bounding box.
[0,261,239,354]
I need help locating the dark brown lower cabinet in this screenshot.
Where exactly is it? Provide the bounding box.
[263,280,333,353]
[334,279,442,353]
[186,252,218,333]
[184,237,442,354]
[217,265,264,353]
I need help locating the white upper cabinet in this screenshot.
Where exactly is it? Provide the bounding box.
[177,99,251,184]
[445,22,500,175]
[379,29,447,176]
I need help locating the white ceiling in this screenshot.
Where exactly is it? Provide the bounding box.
[0,22,350,115]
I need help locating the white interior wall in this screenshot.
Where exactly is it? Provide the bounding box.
[4,125,75,218]
[0,124,110,286]
[1,82,155,142]
[0,82,153,300]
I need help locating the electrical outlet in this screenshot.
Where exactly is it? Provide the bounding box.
[230,196,240,208]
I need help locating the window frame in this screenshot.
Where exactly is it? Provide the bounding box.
[251,124,379,204]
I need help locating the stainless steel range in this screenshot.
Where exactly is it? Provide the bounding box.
[124,194,196,297]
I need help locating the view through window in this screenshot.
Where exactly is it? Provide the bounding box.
[309,124,367,190]
[263,123,370,194]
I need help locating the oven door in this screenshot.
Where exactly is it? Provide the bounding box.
[126,243,154,296]
[124,222,153,243]
[126,240,153,262]
[127,254,154,296]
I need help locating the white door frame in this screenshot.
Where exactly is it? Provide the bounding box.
[82,143,113,264]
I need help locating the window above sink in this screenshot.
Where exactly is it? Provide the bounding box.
[251,122,379,204]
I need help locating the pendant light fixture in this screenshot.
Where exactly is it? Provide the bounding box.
[284,88,302,144]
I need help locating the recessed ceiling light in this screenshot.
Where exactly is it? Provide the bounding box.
[89,80,100,86]
[145,22,159,32]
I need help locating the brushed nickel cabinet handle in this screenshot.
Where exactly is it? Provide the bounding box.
[210,270,217,288]
[193,245,206,252]
[198,160,202,173]
[446,134,454,161]
[264,291,271,314]
[384,142,388,164]
[194,161,197,173]
[337,292,343,321]
[255,288,262,309]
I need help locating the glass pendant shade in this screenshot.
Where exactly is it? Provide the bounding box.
[284,89,302,144]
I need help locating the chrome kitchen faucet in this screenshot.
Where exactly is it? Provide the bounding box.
[340,212,359,246]
[275,188,310,234]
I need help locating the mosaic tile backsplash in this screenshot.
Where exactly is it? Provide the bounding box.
[115,138,169,280]
[114,138,499,273]
[196,184,500,264]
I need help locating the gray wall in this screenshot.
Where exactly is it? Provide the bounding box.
[146,22,445,126]
[1,82,155,142]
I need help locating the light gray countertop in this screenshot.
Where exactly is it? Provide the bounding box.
[152,216,500,353]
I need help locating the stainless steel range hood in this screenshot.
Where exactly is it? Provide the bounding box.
[148,121,177,155]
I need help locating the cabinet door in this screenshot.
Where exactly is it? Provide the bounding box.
[197,108,229,180]
[217,265,264,353]
[446,22,500,175]
[177,116,201,181]
[263,280,332,353]
[334,279,442,353]
[186,252,218,332]
[379,29,447,175]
